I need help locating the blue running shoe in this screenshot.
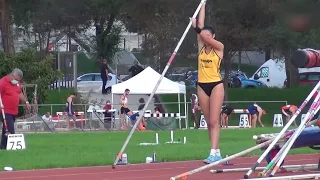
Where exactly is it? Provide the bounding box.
[203,154,222,164]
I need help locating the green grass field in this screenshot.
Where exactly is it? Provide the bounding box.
[1,128,316,170]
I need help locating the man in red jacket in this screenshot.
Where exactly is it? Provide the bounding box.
[0,68,31,149]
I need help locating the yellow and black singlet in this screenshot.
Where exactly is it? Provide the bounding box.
[198,46,222,83]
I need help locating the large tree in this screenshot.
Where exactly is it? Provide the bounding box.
[121,0,190,71]
[122,0,279,98]
[257,0,320,87]
[203,0,274,99]
[10,0,91,58]
[87,0,126,59]
[10,0,125,60]
[0,0,14,54]
[0,48,62,112]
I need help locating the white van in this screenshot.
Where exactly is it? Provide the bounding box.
[250,59,320,88]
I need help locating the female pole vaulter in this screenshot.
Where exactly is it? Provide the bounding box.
[191,2,225,164]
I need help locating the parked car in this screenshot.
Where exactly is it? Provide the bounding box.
[185,71,198,87]
[50,73,121,93]
[185,70,266,88]
[252,59,320,88]
[221,70,267,88]
[166,73,187,82]
[240,77,267,88]
[284,72,320,87]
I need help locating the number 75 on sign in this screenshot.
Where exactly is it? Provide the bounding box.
[6,134,26,150]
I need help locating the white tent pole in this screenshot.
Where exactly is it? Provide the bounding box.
[178,93,181,129]
[184,92,187,129]
[111,93,114,107]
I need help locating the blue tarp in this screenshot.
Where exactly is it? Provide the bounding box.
[292,126,320,148]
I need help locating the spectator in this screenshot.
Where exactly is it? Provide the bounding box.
[42,112,52,121]
[0,68,31,150]
[154,107,161,114]
[138,98,145,110]
[128,61,143,77]
[104,100,112,111]
[41,112,53,130]
[103,100,112,129]
[100,57,108,94]
[154,107,162,120]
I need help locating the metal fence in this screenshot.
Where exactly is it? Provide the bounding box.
[0,100,288,134]
[13,102,187,133]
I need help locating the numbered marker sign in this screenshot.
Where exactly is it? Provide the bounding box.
[273,114,283,127]
[6,134,26,151]
[199,115,208,129]
[239,114,249,128]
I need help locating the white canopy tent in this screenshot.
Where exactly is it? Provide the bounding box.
[111,67,187,128]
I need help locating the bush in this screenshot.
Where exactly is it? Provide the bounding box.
[0,49,62,115]
[160,86,314,127]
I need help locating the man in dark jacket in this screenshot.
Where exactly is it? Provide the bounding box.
[128,61,143,77]
[100,57,108,94]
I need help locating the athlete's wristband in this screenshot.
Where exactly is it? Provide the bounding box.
[194,27,202,34]
[26,101,29,104]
